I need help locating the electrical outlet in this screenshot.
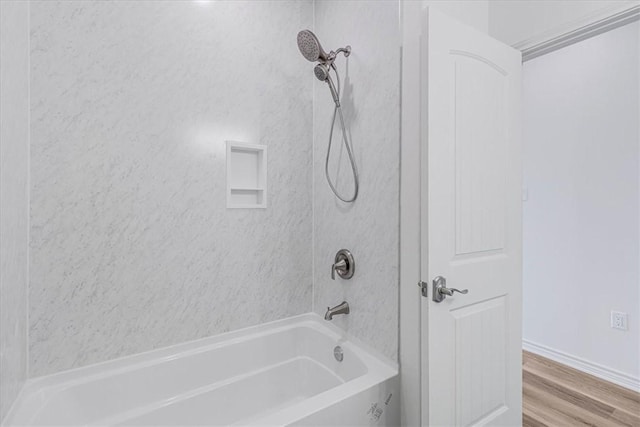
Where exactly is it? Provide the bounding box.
[611,311,628,331]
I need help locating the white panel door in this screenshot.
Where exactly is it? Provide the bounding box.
[420,8,522,427]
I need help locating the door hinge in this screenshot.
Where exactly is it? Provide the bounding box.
[418,281,428,298]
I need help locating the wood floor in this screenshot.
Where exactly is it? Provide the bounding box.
[523,351,640,426]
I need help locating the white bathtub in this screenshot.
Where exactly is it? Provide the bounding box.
[4,314,398,426]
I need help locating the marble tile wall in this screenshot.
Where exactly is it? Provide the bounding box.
[29,0,313,377]
[0,0,30,420]
[312,0,401,361]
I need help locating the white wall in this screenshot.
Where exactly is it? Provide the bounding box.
[423,0,489,33]
[313,0,400,361]
[0,0,30,420]
[523,21,639,383]
[489,0,638,47]
[28,0,314,377]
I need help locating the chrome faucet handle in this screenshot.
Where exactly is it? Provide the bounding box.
[331,259,347,280]
[331,249,354,280]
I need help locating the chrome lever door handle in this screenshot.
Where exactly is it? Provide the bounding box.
[432,276,468,303]
[439,287,468,296]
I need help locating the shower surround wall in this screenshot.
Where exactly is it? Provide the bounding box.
[0,1,30,419]
[26,0,400,379]
[29,0,313,377]
[312,0,400,361]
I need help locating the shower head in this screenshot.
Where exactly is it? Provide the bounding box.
[299,30,350,108]
[314,63,329,81]
[298,30,357,203]
[297,30,329,62]
[314,64,340,107]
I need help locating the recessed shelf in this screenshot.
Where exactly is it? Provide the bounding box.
[226,141,267,209]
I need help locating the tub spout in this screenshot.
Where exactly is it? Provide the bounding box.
[324,301,350,321]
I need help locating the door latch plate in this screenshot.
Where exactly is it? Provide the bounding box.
[418,281,428,298]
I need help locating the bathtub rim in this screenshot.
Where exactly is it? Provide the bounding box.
[3,312,398,426]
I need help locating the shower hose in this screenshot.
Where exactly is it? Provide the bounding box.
[325,65,359,203]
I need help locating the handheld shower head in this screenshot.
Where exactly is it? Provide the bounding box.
[313,63,329,81]
[314,64,340,107]
[297,30,329,62]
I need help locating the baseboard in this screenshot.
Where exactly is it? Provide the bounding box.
[523,339,640,392]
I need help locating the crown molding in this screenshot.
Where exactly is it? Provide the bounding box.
[515,3,640,61]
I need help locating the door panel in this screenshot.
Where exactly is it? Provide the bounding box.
[453,296,507,426]
[420,8,522,427]
[454,54,508,256]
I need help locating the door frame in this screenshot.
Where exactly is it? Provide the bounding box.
[399,1,423,425]
[398,2,640,426]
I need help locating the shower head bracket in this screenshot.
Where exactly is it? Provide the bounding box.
[332,46,351,59]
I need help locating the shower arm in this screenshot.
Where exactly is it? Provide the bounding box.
[326,46,351,64]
